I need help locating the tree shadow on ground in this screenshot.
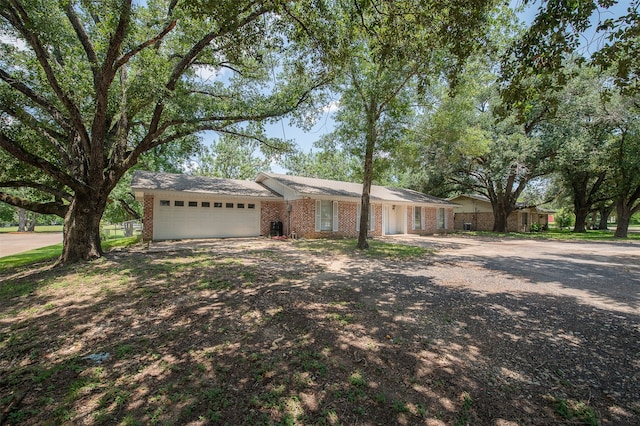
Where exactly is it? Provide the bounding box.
[1,241,638,425]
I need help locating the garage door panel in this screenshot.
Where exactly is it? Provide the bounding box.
[153,199,261,239]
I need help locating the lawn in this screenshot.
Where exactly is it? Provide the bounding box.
[0,225,64,233]
[464,227,640,241]
[0,237,140,272]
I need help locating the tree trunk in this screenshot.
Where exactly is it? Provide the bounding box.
[613,198,639,238]
[58,194,106,265]
[598,204,613,230]
[573,206,589,233]
[27,212,37,232]
[492,208,508,232]
[17,208,27,232]
[357,112,377,250]
[614,205,630,238]
[491,194,511,232]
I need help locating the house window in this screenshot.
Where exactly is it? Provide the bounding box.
[437,208,446,229]
[414,207,422,230]
[202,202,210,207]
[248,203,256,209]
[357,204,375,232]
[226,203,234,208]
[214,202,222,208]
[160,200,170,206]
[521,212,528,225]
[237,203,245,209]
[175,201,184,207]
[315,200,338,232]
[188,201,198,207]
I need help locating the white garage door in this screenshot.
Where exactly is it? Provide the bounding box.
[153,197,261,240]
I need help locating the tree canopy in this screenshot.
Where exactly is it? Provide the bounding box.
[0,0,327,263]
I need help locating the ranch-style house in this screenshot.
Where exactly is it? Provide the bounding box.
[132,170,457,241]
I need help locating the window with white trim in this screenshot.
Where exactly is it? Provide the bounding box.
[413,206,422,230]
[160,200,170,206]
[357,204,375,232]
[315,200,338,232]
[437,208,446,229]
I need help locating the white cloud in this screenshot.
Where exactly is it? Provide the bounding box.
[0,31,28,51]
[322,100,340,113]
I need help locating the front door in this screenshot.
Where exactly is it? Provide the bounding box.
[384,205,405,235]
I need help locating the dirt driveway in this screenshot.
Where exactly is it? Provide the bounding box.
[384,235,640,315]
[0,232,63,258]
[144,234,640,424]
[3,234,638,425]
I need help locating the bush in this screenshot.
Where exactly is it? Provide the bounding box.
[530,223,543,232]
[555,208,574,230]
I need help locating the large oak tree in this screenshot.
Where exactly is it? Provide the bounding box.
[0,0,326,264]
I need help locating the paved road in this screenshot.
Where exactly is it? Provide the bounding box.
[0,232,63,258]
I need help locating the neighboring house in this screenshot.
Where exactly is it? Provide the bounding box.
[449,194,550,232]
[132,170,457,241]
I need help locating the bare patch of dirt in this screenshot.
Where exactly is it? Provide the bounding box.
[1,236,639,425]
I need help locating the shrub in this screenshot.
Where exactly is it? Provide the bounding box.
[555,208,574,230]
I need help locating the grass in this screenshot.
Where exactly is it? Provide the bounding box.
[295,238,432,258]
[553,397,599,426]
[0,236,140,272]
[0,243,64,271]
[462,227,640,241]
[0,225,63,233]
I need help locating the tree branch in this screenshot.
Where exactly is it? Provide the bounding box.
[0,133,83,191]
[115,197,141,220]
[0,68,71,132]
[63,2,99,81]
[5,0,92,154]
[0,104,71,165]
[0,191,68,217]
[0,181,73,201]
[114,19,177,70]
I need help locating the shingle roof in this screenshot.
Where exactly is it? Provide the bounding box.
[258,173,455,206]
[131,170,279,198]
[449,194,554,212]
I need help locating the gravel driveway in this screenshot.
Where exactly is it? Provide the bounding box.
[387,235,640,315]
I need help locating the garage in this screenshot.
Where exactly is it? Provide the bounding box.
[132,171,280,240]
[153,196,262,240]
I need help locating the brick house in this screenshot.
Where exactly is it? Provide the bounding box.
[132,170,457,241]
[449,194,550,232]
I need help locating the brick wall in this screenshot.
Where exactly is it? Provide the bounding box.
[455,211,548,232]
[142,194,154,241]
[507,214,521,232]
[337,201,358,237]
[446,209,455,232]
[424,208,437,232]
[454,212,494,231]
[408,207,454,235]
[260,200,286,236]
[288,199,383,239]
